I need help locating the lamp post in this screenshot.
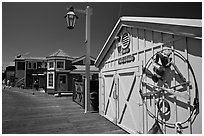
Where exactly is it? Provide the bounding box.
[65,6,92,113]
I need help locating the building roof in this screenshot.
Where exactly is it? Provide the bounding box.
[121,16,202,28]
[7,62,15,66]
[72,55,96,64]
[48,49,72,58]
[15,57,46,61]
[95,16,202,67]
[46,49,77,60]
[70,65,99,74]
[25,57,46,60]
[14,49,83,63]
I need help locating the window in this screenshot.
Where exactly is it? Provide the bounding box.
[48,73,54,87]
[48,61,54,69]
[59,75,66,84]
[57,61,65,69]
[37,62,42,68]
[28,62,32,69]
[33,62,37,69]
[47,72,55,89]
[17,62,25,70]
[41,62,47,68]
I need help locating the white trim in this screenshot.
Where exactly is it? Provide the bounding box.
[95,16,202,68]
[33,62,37,69]
[56,60,65,70]
[47,71,55,89]
[55,69,71,72]
[95,18,121,66]
[32,74,45,76]
[72,56,85,64]
[72,56,96,64]
[70,71,99,74]
[27,62,32,69]
[48,61,55,70]
[47,56,74,61]
[27,61,37,70]
[121,16,202,28]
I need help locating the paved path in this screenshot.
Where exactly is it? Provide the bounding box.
[2,87,127,134]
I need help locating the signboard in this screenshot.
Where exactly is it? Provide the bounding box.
[117,32,135,64]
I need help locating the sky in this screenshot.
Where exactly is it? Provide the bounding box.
[2,1,202,70]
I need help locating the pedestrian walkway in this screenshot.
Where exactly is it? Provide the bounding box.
[2,87,127,134]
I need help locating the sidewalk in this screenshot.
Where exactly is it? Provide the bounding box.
[2,87,127,134]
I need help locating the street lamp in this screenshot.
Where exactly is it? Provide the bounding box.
[64,6,78,29]
[65,6,92,113]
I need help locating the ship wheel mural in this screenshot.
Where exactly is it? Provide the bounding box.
[139,48,199,134]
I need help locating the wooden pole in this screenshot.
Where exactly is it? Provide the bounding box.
[85,6,91,113]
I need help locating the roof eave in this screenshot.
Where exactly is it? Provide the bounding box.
[120,16,202,28]
[95,16,202,68]
[72,55,96,64]
[95,18,122,67]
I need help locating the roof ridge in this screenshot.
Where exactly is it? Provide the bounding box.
[49,49,72,58]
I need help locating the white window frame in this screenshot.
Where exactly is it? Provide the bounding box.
[47,72,55,89]
[27,62,32,69]
[41,62,47,68]
[33,62,37,69]
[48,61,55,70]
[56,60,65,70]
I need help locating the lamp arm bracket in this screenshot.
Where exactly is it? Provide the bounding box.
[66,7,86,14]
[74,9,86,14]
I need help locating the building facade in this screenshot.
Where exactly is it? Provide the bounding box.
[4,62,15,86]
[14,49,98,94]
[46,49,98,94]
[95,17,202,134]
[15,57,47,89]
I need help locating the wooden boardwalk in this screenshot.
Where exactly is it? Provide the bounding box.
[2,87,127,134]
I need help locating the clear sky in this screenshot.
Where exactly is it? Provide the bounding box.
[2,2,202,69]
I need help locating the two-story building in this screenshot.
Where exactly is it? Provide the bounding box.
[14,49,99,95]
[15,56,47,89]
[46,49,75,94]
[46,49,98,94]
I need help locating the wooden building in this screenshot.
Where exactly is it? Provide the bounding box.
[15,57,47,89]
[95,17,202,134]
[14,49,98,95]
[46,49,98,94]
[71,55,99,80]
[5,62,15,86]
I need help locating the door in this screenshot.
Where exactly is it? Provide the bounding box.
[117,68,142,133]
[102,72,118,124]
[38,76,45,88]
[101,67,143,133]
[58,74,67,92]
